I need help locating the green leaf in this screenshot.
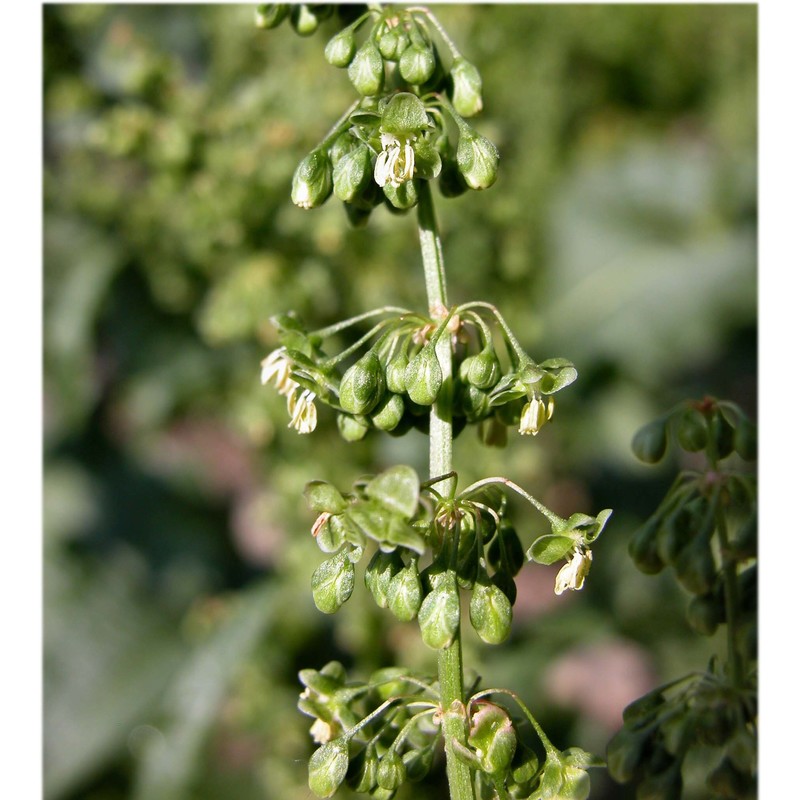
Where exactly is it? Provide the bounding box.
[365,465,420,519]
[305,481,349,514]
[526,534,576,565]
[308,738,350,798]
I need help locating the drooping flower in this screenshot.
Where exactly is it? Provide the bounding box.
[260,348,297,397]
[374,132,416,188]
[288,388,318,434]
[519,395,554,436]
[554,546,592,595]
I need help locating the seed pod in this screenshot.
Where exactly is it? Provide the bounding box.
[336,412,370,442]
[404,344,443,406]
[311,551,355,614]
[450,57,483,118]
[254,4,289,29]
[456,126,499,191]
[674,534,717,596]
[339,351,386,415]
[417,576,460,649]
[676,407,708,452]
[348,41,384,96]
[657,506,697,566]
[387,562,423,621]
[290,4,319,36]
[365,549,404,609]
[469,579,513,645]
[628,517,665,574]
[459,382,491,422]
[376,749,407,791]
[333,144,372,202]
[370,392,405,432]
[686,592,724,636]
[632,418,668,464]
[324,28,356,68]
[292,150,333,209]
[398,43,436,85]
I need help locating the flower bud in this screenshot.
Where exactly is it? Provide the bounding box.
[290,4,319,37]
[376,750,406,791]
[385,350,409,394]
[377,26,410,61]
[676,407,708,452]
[333,144,372,202]
[468,702,517,775]
[311,551,355,614]
[404,344,443,406]
[336,412,370,442]
[621,689,665,726]
[627,517,665,575]
[469,580,513,645]
[657,505,697,565]
[403,745,434,782]
[365,549,404,609]
[387,561,423,621]
[456,127,499,190]
[450,57,483,117]
[417,576,460,649]
[348,41,384,96]
[292,150,333,209]
[254,4,289,29]
[308,738,350,798]
[734,417,757,461]
[339,351,386,415]
[383,178,418,210]
[398,43,436,85]
[461,347,501,389]
[438,156,469,198]
[632,418,668,464]
[686,591,724,636]
[370,392,405,432]
[674,535,717,596]
[459,383,491,423]
[324,28,356,68]
[381,92,430,136]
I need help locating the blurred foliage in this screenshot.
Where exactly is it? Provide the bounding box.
[43,4,755,800]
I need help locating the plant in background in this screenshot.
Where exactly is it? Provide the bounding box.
[608,398,757,799]
[257,5,612,799]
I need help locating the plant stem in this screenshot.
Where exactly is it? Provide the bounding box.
[715,499,744,688]
[417,180,474,800]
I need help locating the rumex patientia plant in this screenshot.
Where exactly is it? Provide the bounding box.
[257,5,611,799]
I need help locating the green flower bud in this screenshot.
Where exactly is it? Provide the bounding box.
[333,144,372,203]
[710,411,735,459]
[674,535,717,595]
[686,592,724,636]
[383,178,418,210]
[657,505,697,565]
[336,412,370,442]
[339,351,386,415]
[308,738,350,798]
[403,745,434,782]
[329,131,359,167]
[311,550,355,614]
[398,43,436,85]
[377,26,410,61]
[468,702,517,776]
[370,392,405,432]
[348,40,384,96]
[628,517,665,574]
[324,28,356,68]
[254,4,289,29]
[292,149,333,209]
[459,382,491,423]
[387,562,423,621]
[381,92,430,136]
[290,4,319,37]
[676,407,708,452]
[450,57,483,117]
[376,750,407,791]
[417,576,460,649]
[734,417,757,461]
[404,344,443,406]
[365,549,404,608]
[385,350,409,393]
[456,127,499,190]
[632,418,668,464]
[469,580,513,645]
[461,347,501,389]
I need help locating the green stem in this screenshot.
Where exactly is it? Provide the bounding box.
[715,495,744,688]
[417,180,474,800]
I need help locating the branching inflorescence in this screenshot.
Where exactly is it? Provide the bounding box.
[257,5,611,799]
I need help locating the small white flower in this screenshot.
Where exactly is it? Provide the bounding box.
[519,396,554,435]
[554,547,592,595]
[374,132,416,188]
[309,717,334,744]
[260,348,297,397]
[288,388,318,434]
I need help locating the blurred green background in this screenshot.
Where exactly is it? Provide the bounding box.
[43,4,756,799]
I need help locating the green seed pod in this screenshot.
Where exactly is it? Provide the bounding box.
[403,745,434,782]
[468,702,517,776]
[461,347,501,389]
[324,28,356,68]
[628,517,665,575]
[676,407,708,452]
[376,749,406,791]
[417,576,460,649]
[364,549,404,609]
[311,551,355,614]
[348,40,384,96]
[459,382,491,423]
[383,178,419,210]
[686,592,724,636]
[398,43,436,85]
[487,522,525,577]
[387,562,423,621]
[290,4,319,37]
[469,580,513,645]
[308,738,350,798]
[450,57,483,118]
[456,127,499,190]
[370,392,405,432]
[657,506,696,566]
[385,350,409,394]
[734,417,757,461]
[254,4,289,29]
[632,418,669,464]
[377,26,401,60]
[292,149,333,209]
[339,351,386,415]
[674,534,717,596]
[337,412,370,442]
[491,569,517,607]
[333,144,372,202]
[404,344,443,406]
[710,411,735,459]
[329,131,360,167]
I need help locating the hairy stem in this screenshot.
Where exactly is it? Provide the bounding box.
[417,180,474,800]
